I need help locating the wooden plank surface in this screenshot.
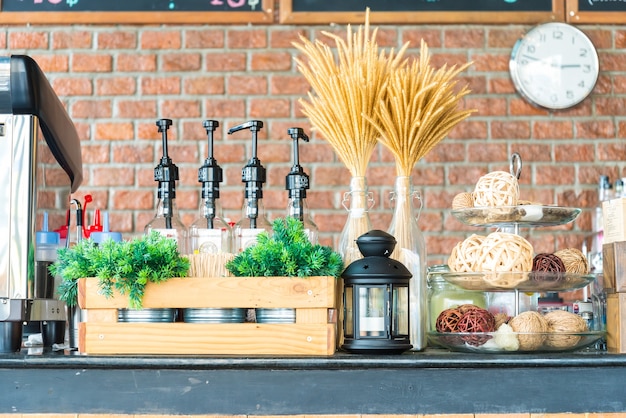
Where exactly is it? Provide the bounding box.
[78,276,338,309]
[79,322,336,355]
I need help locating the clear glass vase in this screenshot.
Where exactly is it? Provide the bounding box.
[387,176,427,351]
[338,176,374,265]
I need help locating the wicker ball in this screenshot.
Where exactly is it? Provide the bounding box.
[532,253,566,273]
[473,171,520,207]
[474,232,534,273]
[554,248,589,274]
[509,311,549,351]
[494,312,510,330]
[448,234,486,273]
[457,307,496,346]
[452,192,474,210]
[544,310,588,349]
[435,308,463,332]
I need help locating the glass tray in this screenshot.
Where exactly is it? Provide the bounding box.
[428,330,605,353]
[451,205,581,228]
[441,271,596,292]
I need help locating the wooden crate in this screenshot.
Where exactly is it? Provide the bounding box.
[77,276,340,356]
[603,241,626,292]
[607,293,626,354]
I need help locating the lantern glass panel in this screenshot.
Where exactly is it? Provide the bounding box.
[344,286,353,337]
[358,285,386,337]
[392,285,409,337]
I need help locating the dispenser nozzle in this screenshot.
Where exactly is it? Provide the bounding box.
[228,120,266,229]
[199,120,222,229]
[154,118,179,229]
[286,127,311,221]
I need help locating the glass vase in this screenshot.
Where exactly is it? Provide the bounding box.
[338,176,374,265]
[387,176,427,351]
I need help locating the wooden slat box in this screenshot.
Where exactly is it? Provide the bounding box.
[77,276,340,356]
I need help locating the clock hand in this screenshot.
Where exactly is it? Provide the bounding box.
[521,54,539,61]
[561,64,582,68]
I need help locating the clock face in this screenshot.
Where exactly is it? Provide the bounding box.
[509,22,599,110]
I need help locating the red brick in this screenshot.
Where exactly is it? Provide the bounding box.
[270,75,310,95]
[32,55,69,72]
[431,53,470,69]
[162,53,202,72]
[471,53,508,72]
[554,144,595,162]
[227,29,267,49]
[51,78,93,96]
[488,28,524,48]
[185,29,225,48]
[312,166,352,187]
[168,144,200,164]
[490,77,515,94]
[117,100,157,119]
[52,31,92,49]
[112,144,154,163]
[113,190,154,210]
[227,75,268,95]
[96,77,136,96]
[401,29,442,49]
[117,54,157,72]
[95,123,135,141]
[91,167,135,186]
[9,31,48,49]
[598,142,626,161]
[446,120,488,139]
[250,52,292,71]
[71,100,113,119]
[575,119,616,139]
[205,52,246,72]
[141,77,181,95]
[140,31,181,49]
[533,121,574,140]
[467,143,508,163]
[184,77,225,95]
[535,165,576,185]
[204,99,245,118]
[80,144,111,164]
[249,98,290,118]
[269,29,309,48]
[444,28,484,48]
[72,54,113,72]
[422,142,465,163]
[160,100,201,119]
[508,143,552,163]
[586,29,613,49]
[97,31,137,49]
[509,98,550,116]
[0,32,6,49]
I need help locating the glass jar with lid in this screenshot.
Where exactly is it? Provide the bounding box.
[427,264,488,331]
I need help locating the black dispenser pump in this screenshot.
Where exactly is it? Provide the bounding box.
[198,120,222,229]
[286,127,310,221]
[154,118,179,229]
[228,120,266,229]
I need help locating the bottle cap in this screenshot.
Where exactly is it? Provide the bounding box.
[36,212,60,245]
[90,211,122,244]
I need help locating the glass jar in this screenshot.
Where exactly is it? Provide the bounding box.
[427,265,487,331]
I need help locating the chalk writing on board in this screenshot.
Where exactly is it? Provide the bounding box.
[2,0,261,11]
[577,0,626,11]
[289,0,553,13]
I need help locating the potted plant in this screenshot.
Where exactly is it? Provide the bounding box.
[226,217,344,323]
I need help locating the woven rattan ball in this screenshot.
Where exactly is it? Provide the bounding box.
[554,248,589,274]
[532,253,566,273]
[494,312,510,330]
[436,308,463,333]
[474,232,534,273]
[448,234,486,272]
[457,307,496,346]
[472,171,519,207]
[452,192,474,210]
[544,310,588,349]
[509,311,549,351]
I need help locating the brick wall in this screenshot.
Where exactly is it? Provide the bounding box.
[3,20,626,262]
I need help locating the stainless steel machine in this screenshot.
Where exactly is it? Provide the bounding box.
[0,55,83,352]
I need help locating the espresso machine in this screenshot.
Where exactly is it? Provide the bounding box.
[0,55,83,352]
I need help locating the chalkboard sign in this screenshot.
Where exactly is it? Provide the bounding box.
[566,0,626,22]
[0,0,273,24]
[280,0,565,24]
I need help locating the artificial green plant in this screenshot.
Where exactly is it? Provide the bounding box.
[226,217,343,278]
[51,231,189,309]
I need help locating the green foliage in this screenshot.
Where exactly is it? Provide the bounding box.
[51,232,189,309]
[226,217,344,278]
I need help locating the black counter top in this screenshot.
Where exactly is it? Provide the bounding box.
[2,349,626,415]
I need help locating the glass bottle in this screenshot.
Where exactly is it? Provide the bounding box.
[338,176,374,265]
[188,120,232,254]
[387,175,427,351]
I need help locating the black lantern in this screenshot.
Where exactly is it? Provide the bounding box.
[341,230,412,354]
